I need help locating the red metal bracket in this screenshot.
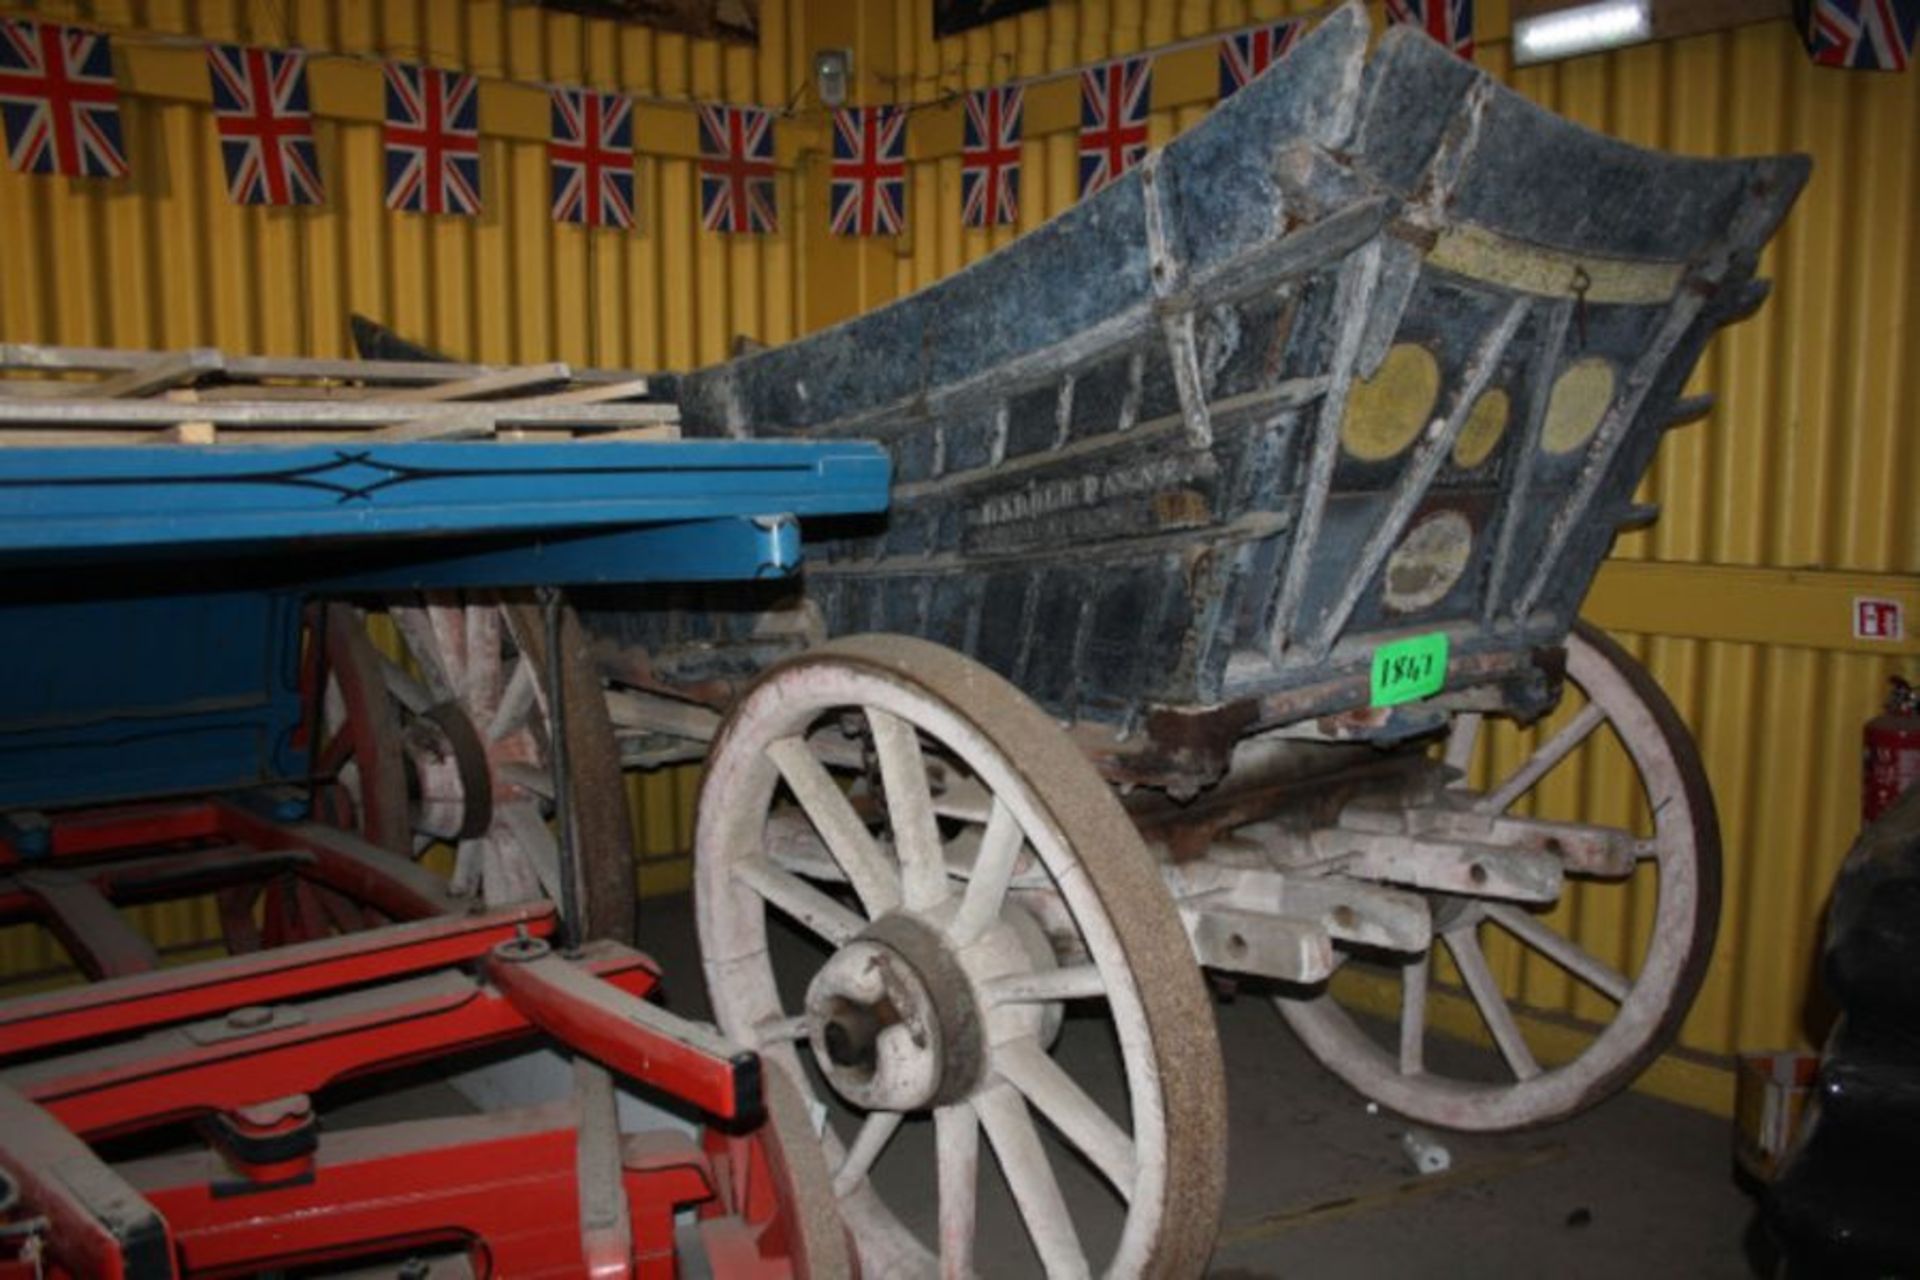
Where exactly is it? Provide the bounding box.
[0,904,575,1061]
[487,936,764,1126]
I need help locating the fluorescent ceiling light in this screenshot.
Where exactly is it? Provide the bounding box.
[1513,0,1653,64]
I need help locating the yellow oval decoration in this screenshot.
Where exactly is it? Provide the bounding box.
[1384,510,1475,614]
[1341,343,1441,462]
[1451,387,1510,470]
[1541,358,1616,455]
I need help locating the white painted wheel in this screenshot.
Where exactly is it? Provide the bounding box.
[319,592,637,943]
[696,635,1225,1278]
[1278,621,1721,1131]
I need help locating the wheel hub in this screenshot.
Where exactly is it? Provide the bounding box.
[805,913,984,1112]
[402,702,494,841]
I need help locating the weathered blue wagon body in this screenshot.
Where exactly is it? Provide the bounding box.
[622,6,1804,791]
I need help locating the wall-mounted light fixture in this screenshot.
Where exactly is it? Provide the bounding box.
[1511,0,1792,66]
[814,48,852,107]
[1513,0,1653,63]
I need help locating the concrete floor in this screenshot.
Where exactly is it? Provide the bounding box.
[615,891,1768,1280]
[332,889,1766,1277]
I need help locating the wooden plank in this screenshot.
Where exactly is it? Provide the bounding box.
[0,379,113,399]
[364,409,499,442]
[0,343,165,373]
[515,377,654,405]
[221,353,655,386]
[192,384,389,402]
[0,399,682,428]
[3,343,656,389]
[497,424,683,443]
[72,348,225,399]
[381,362,573,403]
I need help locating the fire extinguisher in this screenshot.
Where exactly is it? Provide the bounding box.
[1864,676,1920,823]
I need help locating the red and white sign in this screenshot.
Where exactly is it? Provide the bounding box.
[1853,597,1906,642]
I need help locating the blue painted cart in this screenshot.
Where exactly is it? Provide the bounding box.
[0,433,889,955]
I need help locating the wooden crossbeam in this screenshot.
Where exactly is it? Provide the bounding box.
[0,344,649,388]
[0,400,679,429]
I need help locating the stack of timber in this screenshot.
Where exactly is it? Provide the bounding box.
[0,343,680,445]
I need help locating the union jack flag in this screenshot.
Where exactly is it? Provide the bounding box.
[1078,55,1150,199]
[961,85,1022,228]
[1386,0,1475,60]
[0,20,127,179]
[549,87,633,229]
[207,44,323,206]
[1219,21,1305,99]
[1802,0,1918,69]
[383,62,480,216]
[698,103,776,234]
[829,105,906,237]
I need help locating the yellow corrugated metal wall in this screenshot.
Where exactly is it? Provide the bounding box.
[806,0,1920,1114]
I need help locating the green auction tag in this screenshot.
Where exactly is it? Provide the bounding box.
[1370,632,1449,707]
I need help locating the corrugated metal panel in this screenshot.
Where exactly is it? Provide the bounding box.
[857,0,1919,1112]
[0,0,802,367]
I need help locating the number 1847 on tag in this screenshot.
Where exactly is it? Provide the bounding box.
[1370,632,1449,708]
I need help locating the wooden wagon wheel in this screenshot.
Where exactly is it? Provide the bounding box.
[696,635,1225,1279]
[1278,621,1722,1131]
[312,592,638,945]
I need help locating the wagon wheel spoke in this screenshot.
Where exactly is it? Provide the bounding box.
[1399,952,1429,1076]
[389,604,457,704]
[424,597,470,690]
[496,761,556,801]
[377,652,432,715]
[1442,711,1482,776]
[451,836,484,896]
[736,856,865,946]
[983,964,1108,1006]
[767,735,902,916]
[949,798,1025,945]
[492,801,561,905]
[995,1038,1136,1198]
[833,1111,904,1198]
[935,1102,981,1278]
[869,708,951,913]
[488,656,537,742]
[462,603,503,716]
[1443,927,1541,1081]
[752,1013,812,1047]
[1486,903,1631,1002]
[976,1083,1090,1279]
[1476,701,1607,814]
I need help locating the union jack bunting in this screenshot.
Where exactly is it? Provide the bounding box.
[0,20,127,179]
[698,103,777,235]
[207,44,324,206]
[549,87,633,229]
[1386,0,1475,60]
[829,105,906,237]
[1219,21,1305,99]
[961,85,1022,228]
[383,62,480,216]
[1802,0,1918,69]
[1078,55,1150,198]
